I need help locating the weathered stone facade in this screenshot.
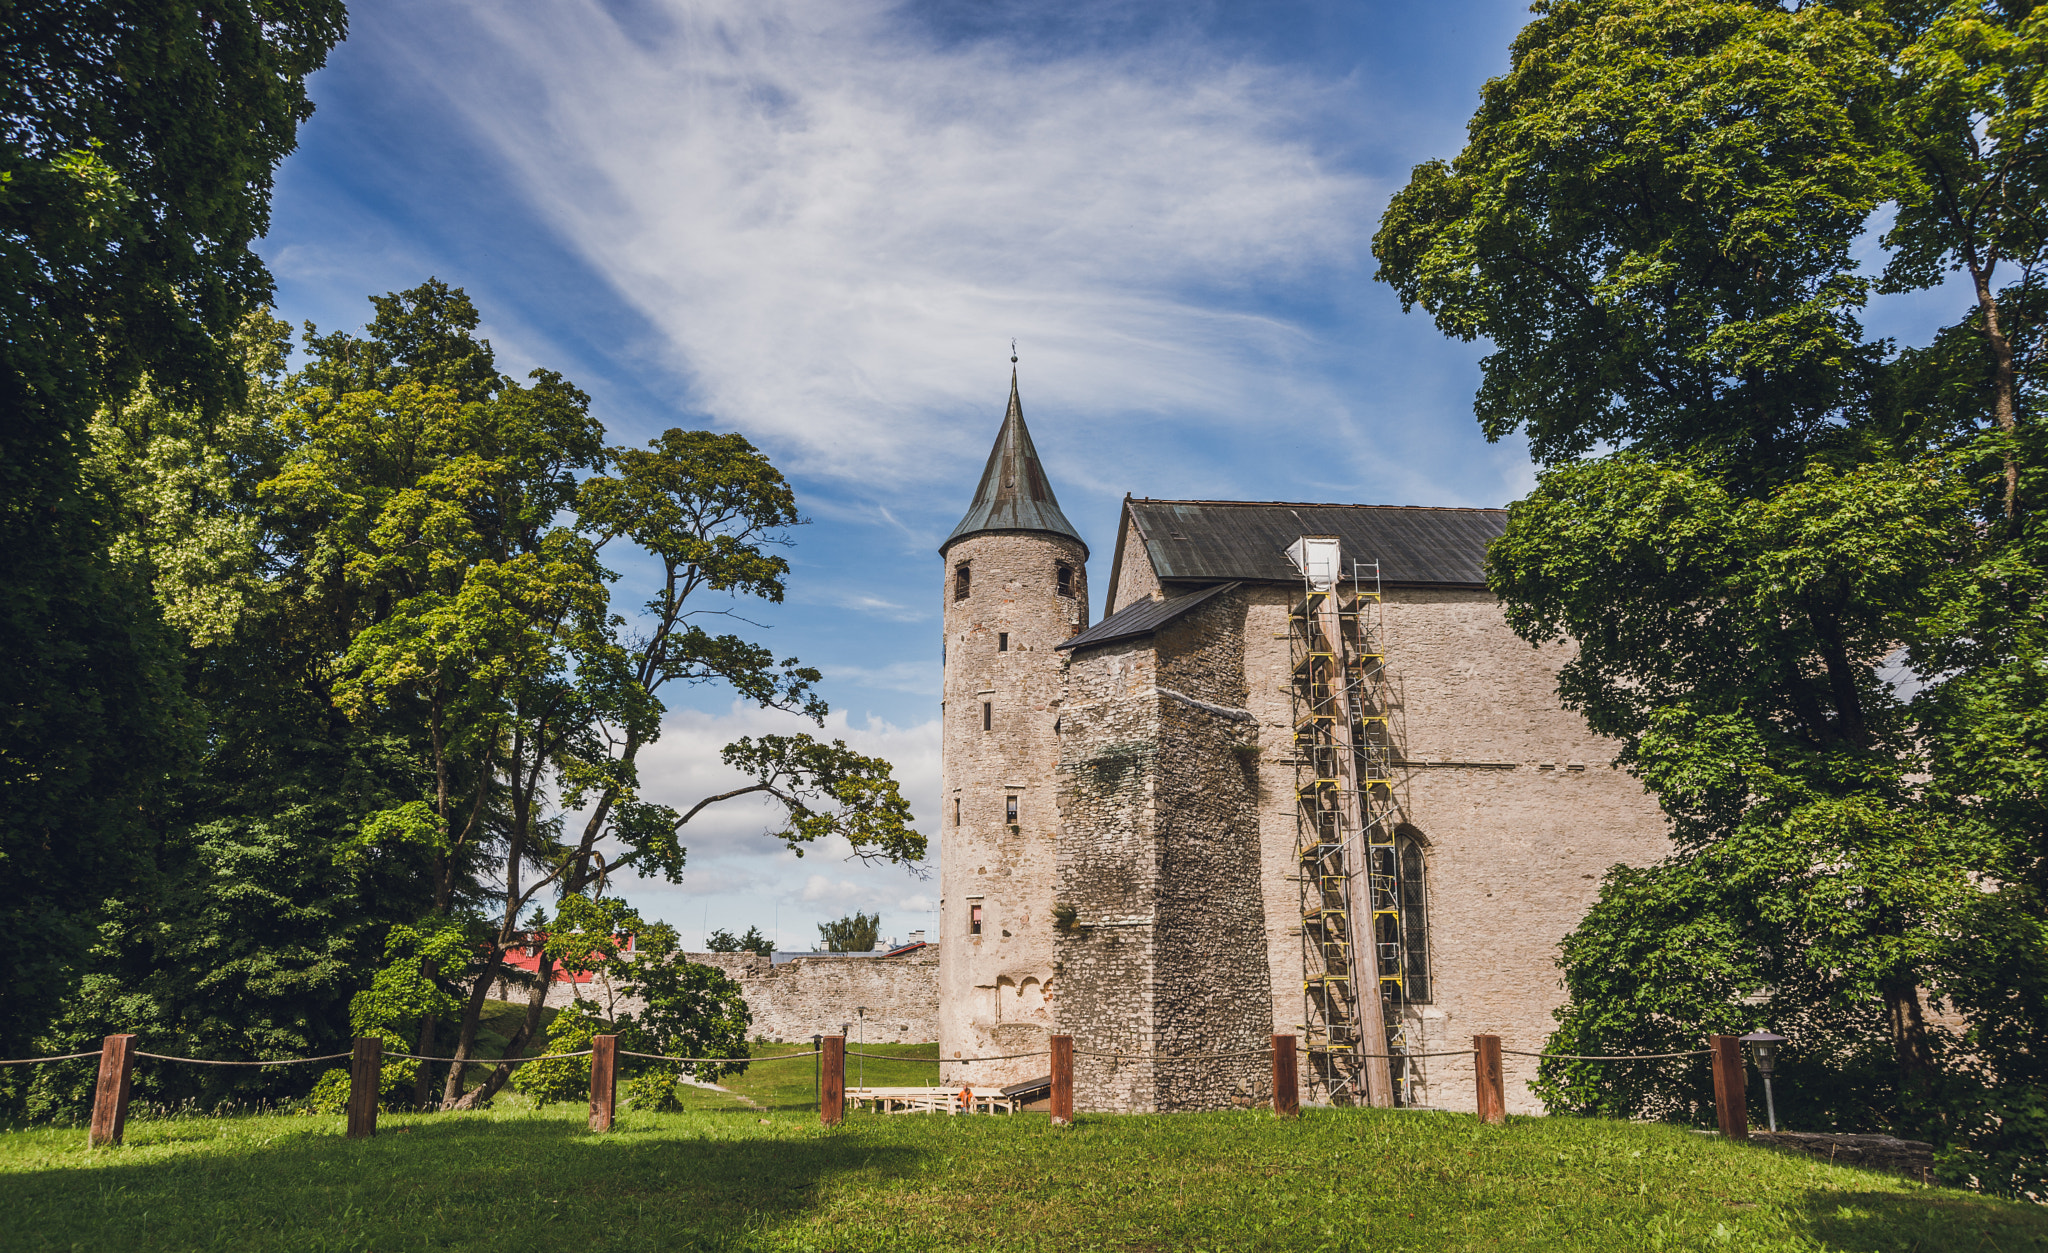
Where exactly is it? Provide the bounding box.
[937,529,1087,1085]
[1053,589,1273,1111]
[508,948,939,1042]
[939,386,1672,1117]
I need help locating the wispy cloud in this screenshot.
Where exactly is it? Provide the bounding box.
[388,0,1374,487]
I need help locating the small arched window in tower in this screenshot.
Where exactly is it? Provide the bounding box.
[1005,795,1019,824]
[982,701,992,731]
[953,798,960,827]
[1056,562,1074,598]
[969,901,983,936]
[998,632,1009,652]
[955,562,971,601]
[1396,833,1431,1002]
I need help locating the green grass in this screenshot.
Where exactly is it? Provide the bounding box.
[7,1077,2046,1253]
[717,1041,939,1111]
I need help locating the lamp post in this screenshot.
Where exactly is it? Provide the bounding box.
[1739,1030,1787,1132]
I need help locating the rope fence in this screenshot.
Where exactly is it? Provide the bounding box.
[42,1029,1772,1147]
[1506,1049,1711,1060]
[133,1052,354,1067]
[0,1050,104,1066]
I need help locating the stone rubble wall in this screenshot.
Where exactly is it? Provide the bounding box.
[1053,589,1273,1112]
[495,947,939,1042]
[1052,634,1163,1112]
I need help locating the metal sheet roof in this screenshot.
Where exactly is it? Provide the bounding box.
[942,370,1086,554]
[1127,500,1504,588]
[1058,581,1240,653]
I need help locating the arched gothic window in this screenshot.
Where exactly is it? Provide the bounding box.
[1396,833,1431,1002]
[954,562,971,601]
[1055,562,1075,598]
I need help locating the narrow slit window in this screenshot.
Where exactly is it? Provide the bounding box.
[970,903,983,935]
[982,701,992,731]
[954,562,971,601]
[1005,795,1019,823]
[998,632,1009,652]
[1397,834,1431,1002]
[953,798,961,827]
[1056,563,1074,598]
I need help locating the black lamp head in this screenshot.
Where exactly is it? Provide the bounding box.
[1739,1030,1787,1076]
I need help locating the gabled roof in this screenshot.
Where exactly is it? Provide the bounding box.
[1057,581,1240,653]
[942,370,1087,555]
[1124,500,1504,589]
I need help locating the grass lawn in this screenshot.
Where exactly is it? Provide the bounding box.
[716,1041,939,1111]
[7,1048,2046,1253]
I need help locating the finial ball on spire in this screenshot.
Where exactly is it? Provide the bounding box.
[1011,337,1018,365]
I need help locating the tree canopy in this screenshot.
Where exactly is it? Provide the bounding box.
[1376,0,2048,1195]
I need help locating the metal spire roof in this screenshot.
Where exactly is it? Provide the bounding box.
[941,369,1087,555]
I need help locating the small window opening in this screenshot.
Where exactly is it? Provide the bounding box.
[1056,563,1074,598]
[998,632,1009,652]
[1005,795,1019,823]
[954,562,971,601]
[982,701,992,731]
[970,903,983,936]
[953,798,961,827]
[1397,834,1431,1002]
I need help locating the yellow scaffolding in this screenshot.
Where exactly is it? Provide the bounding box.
[1289,551,1412,1106]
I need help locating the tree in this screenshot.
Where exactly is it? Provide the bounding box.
[818,911,881,953]
[1374,0,2048,1179]
[708,926,774,957]
[0,0,346,1081]
[435,424,926,1110]
[278,283,926,1111]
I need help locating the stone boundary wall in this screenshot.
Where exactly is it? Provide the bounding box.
[495,948,939,1042]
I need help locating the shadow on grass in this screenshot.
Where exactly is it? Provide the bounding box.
[10,1111,930,1253]
[1787,1187,2048,1252]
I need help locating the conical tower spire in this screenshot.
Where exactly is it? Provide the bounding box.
[941,368,1087,554]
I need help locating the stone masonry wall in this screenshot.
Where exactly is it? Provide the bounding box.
[1241,584,1670,1114]
[1148,592,1274,1110]
[500,948,939,1042]
[939,531,1089,1087]
[1052,634,1161,1111]
[1105,513,1162,614]
[1053,590,1272,1112]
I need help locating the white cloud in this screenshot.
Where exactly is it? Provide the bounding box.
[390,0,1373,486]
[598,698,941,943]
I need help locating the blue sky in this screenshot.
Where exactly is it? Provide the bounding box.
[260,0,1968,951]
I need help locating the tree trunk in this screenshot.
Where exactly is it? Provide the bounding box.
[447,966,552,1110]
[439,945,511,1107]
[411,1009,438,1107]
[1964,254,2020,518]
[1882,976,1937,1101]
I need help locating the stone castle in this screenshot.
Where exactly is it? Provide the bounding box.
[938,373,1670,1114]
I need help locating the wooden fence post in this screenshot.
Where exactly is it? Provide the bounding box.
[88,1034,136,1148]
[1272,1034,1300,1118]
[1710,1034,1748,1140]
[1050,1034,1074,1125]
[347,1037,382,1139]
[589,1034,618,1132]
[1473,1034,1505,1125]
[820,1035,845,1126]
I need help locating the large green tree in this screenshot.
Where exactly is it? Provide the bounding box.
[0,1,346,1078]
[1376,0,2048,1187]
[275,283,925,1111]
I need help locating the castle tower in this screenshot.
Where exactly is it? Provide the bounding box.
[938,369,1088,1084]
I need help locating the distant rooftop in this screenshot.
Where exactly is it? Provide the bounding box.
[1125,499,1505,589]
